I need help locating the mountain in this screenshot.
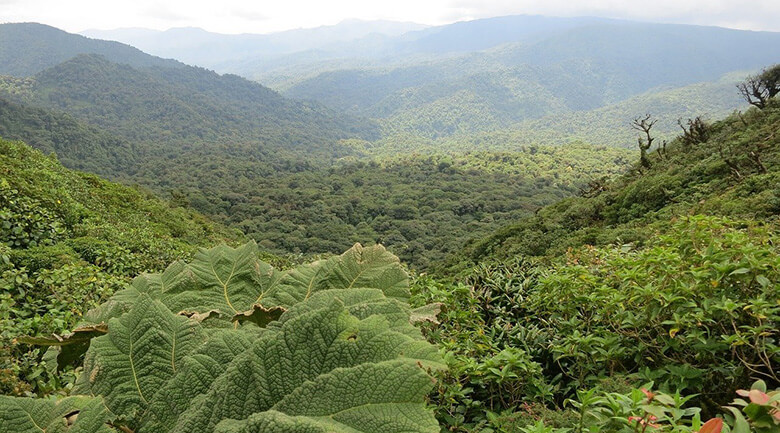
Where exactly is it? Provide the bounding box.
[280,21,780,139]
[0,22,182,76]
[0,23,380,161]
[34,17,780,146]
[372,70,747,149]
[391,15,616,54]
[14,54,377,152]
[81,19,430,68]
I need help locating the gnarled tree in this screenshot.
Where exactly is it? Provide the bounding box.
[737,64,780,109]
[678,116,710,147]
[631,114,656,169]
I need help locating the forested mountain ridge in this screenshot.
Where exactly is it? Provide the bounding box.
[0,22,184,77]
[420,71,748,148]
[0,53,380,159]
[276,20,780,139]
[279,19,780,100]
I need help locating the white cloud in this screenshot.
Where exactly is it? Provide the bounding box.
[1,0,778,34]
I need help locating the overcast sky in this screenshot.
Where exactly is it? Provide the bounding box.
[1,0,779,34]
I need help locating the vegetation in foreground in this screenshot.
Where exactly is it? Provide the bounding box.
[411,100,779,431]
[0,138,243,395]
[1,242,444,433]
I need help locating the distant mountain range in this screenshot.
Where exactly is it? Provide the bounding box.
[81,19,430,68]
[3,17,779,153]
[0,22,182,76]
[0,23,379,168]
[73,15,780,142]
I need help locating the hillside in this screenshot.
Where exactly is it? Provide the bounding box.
[449,100,780,272]
[0,96,136,176]
[0,138,243,394]
[409,100,780,432]
[397,71,746,149]
[0,23,183,77]
[0,53,379,159]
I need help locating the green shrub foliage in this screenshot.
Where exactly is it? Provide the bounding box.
[413,216,779,431]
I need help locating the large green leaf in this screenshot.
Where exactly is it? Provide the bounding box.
[76,295,205,419]
[168,300,441,433]
[10,242,443,433]
[0,395,115,433]
[141,328,257,432]
[213,362,439,433]
[159,243,280,316]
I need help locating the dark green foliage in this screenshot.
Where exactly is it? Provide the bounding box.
[144,147,630,270]
[0,180,64,249]
[415,216,779,432]
[0,97,136,176]
[411,101,780,432]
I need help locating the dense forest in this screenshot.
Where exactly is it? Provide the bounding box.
[0,18,778,433]
[0,27,637,269]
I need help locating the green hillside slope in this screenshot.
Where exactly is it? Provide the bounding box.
[0,23,183,77]
[412,100,779,433]
[0,96,136,176]
[436,72,747,149]
[0,138,243,395]
[0,54,379,159]
[451,101,780,271]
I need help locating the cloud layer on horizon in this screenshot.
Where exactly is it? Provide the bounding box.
[1,0,778,34]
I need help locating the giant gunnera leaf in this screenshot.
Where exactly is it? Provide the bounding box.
[4,242,444,433]
[0,395,115,433]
